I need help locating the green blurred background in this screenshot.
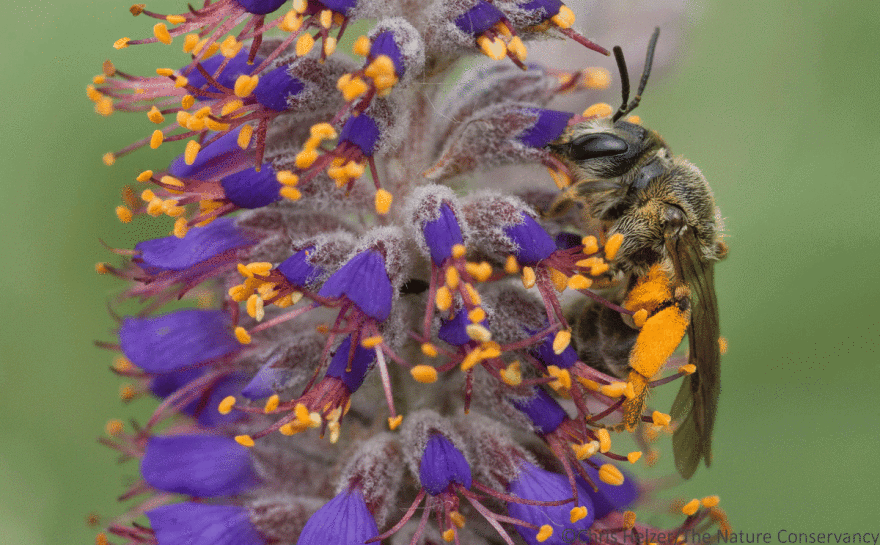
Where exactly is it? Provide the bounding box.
[2,1,878,544]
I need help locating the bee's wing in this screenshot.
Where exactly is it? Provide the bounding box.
[668,230,721,479]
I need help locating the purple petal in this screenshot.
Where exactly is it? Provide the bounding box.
[577,462,639,519]
[369,31,405,76]
[503,213,557,265]
[141,435,256,497]
[511,388,568,435]
[507,462,594,545]
[419,434,472,495]
[148,370,248,427]
[318,250,393,321]
[438,309,486,347]
[325,335,375,393]
[253,65,305,111]
[296,490,379,545]
[277,246,323,287]
[221,164,282,209]
[235,0,288,15]
[422,204,464,265]
[135,217,253,272]
[314,0,358,16]
[119,309,239,373]
[339,115,381,157]
[518,109,573,148]
[454,2,506,35]
[147,503,265,545]
[531,332,578,369]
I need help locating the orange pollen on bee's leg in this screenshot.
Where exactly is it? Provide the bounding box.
[629,306,689,379]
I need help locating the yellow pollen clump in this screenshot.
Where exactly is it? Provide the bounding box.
[567,274,593,290]
[627,115,641,124]
[549,267,569,292]
[310,122,337,139]
[464,283,482,306]
[598,464,625,486]
[597,428,611,453]
[604,233,625,260]
[295,148,319,168]
[375,189,393,215]
[144,106,165,124]
[280,11,303,32]
[220,36,242,58]
[96,533,109,545]
[421,343,439,357]
[353,35,371,56]
[466,324,492,342]
[702,495,720,508]
[652,411,672,427]
[477,35,507,60]
[446,267,461,289]
[450,511,466,528]
[277,170,299,186]
[292,0,307,12]
[552,330,571,354]
[627,451,642,463]
[623,511,637,529]
[86,85,102,102]
[234,326,252,344]
[504,255,519,274]
[113,37,130,49]
[719,337,728,354]
[678,363,697,375]
[234,435,255,447]
[507,36,528,61]
[319,9,333,28]
[246,261,273,276]
[105,419,124,436]
[411,365,439,384]
[551,5,576,28]
[150,130,164,149]
[451,244,466,259]
[581,235,599,255]
[340,75,370,101]
[570,506,588,523]
[547,166,572,189]
[682,499,701,516]
[465,261,493,282]
[442,529,455,542]
[184,140,201,165]
[95,98,114,117]
[173,218,189,238]
[360,335,383,348]
[166,14,186,24]
[435,286,452,311]
[521,266,536,289]
[547,366,571,391]
[218,396,236,415]
[582,67,611,90]
[632,309,648,328]
[182,34,199,53]
[115,206,133,223]
[460,349,483,372]
[365,55,396,79]
[95,262,110,274]
[500,361,522,386]
[600,381,627,398]
[264,394,280,413]
[153,23,172,45]
[280,187,302,201]
[136,170,153,182]
[296,34,315,56]
[388,415,403,430]
[583,102,613,118]
[629,306,689,379]
[467,307,485,323]
[234,75,259,98]
[246,294,265,321]
[536,525,554,542]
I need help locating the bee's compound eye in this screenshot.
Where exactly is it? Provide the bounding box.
[663,205,686,237]
[568,133,628,161]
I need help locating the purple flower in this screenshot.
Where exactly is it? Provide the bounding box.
[141,434,256,497]
[325,335,376,393]
[419,433,472,495]
[531,331,578,369]
[277,246,323,287]
[135,217,253,272]
[503,213,557,265]
[507,462,594,545]
[454,2,506,35]
[185,51,266,96]
[147,503,265,545]
[422,204,464,265]
[577,462,639,520]
[236,0,288,15]
[119,309,239,373]
[315,0,358,16]
[253,65,306,111]
[512,387,568,435]
[150,371,248,427]
[221,164,282,209]
[339,114,381,157]
[318,250,393,321]
[369,31,405,76]
[518,108,574,148]
[169,131,252,180]
[296,489,379,545]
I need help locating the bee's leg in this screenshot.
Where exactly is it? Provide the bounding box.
[622,370,651,430]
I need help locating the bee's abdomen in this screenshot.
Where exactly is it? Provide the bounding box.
[570,300,638,379]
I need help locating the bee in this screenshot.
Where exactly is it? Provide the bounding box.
[546,28,727,479]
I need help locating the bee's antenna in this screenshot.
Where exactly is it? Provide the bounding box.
[612,27,660,122]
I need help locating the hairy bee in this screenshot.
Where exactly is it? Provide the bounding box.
[547,29,727,479]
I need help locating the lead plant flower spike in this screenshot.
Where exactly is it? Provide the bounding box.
[91,1,731,544]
